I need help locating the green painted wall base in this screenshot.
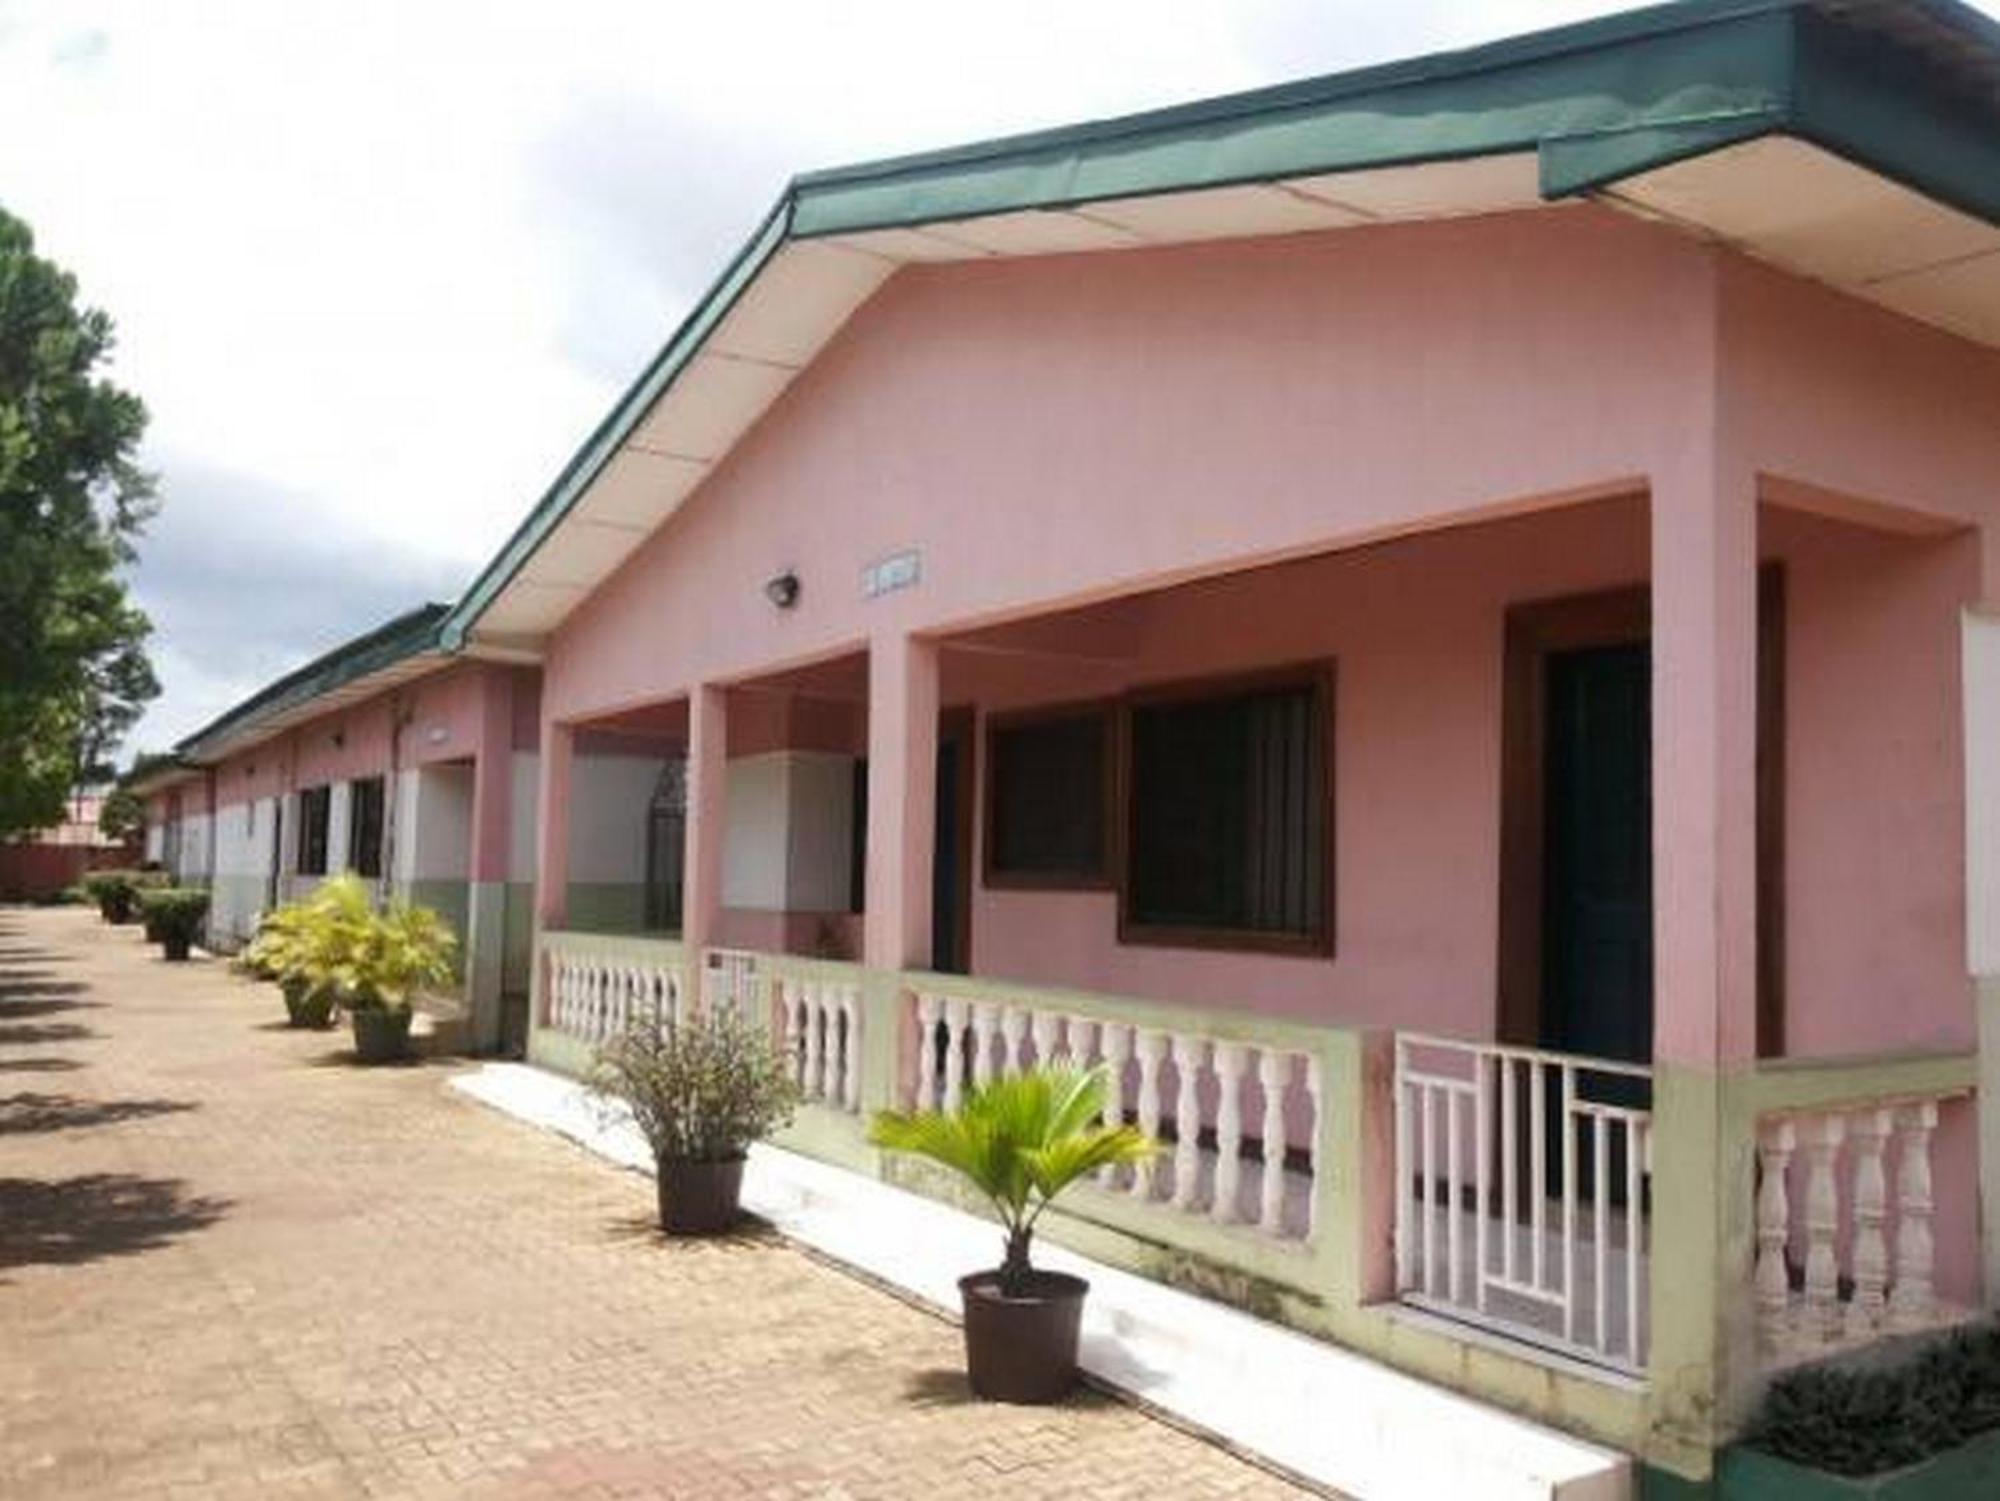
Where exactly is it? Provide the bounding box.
[562,883,653,936]
[1718,1429,2000,1500]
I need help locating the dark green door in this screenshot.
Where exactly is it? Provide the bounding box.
[1540,642,1653,1068]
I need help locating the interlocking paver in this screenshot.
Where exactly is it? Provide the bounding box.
[0,908,1311,1499]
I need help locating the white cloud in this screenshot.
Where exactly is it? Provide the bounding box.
[4,0,1989,754]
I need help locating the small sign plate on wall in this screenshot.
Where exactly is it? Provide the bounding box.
[863,548,922,599]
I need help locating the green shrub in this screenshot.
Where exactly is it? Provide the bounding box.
[82,869,145,923]
[1748,1321,2000,1476]
[590,1005,799,1163]
[138,887,210,957]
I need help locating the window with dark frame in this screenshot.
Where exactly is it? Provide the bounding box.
[985,707,1111,887]
[1123,671,1329,950]
[296,785,331,877]
[349,776,386,878]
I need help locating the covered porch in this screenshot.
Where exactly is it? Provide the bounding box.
[525,485,1983,1462]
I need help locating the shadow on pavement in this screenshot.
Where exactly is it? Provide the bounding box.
[0,1057,82,1074]
[0,1173,230,1271]
[0,1022,95,1047]
[0,1092,198,1136]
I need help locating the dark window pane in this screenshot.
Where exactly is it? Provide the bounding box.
[1128,681,1324,939]
[349,777,385,878]
[989,712,1107,881]
[297,786,331,877]
[644,760,686,933]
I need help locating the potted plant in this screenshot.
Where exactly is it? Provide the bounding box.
[870,1065,1154,1403]
[138,887,210,961]
[242,903,331,1026]
[82,869,142,924]
[590,1004,800,1234]
[328,886,456,1063]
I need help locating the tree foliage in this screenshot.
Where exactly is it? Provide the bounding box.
[0,203,158,837]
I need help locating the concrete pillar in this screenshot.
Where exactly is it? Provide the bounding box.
[864,631,939,971]
[465,668,515,1051]
[1645,448,1762,1472]
[534,721,573,929]
[1961,609,2000,1305]
[683,685,728,966]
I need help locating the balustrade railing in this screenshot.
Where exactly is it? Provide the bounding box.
[1394,1034,1652,1374]
[1754,1087,1968,1363]
[906,978,1325,1243]
[542,932,690,1046]
[764,957,865,1114]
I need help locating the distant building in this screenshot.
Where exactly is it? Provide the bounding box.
[0,789,141,901]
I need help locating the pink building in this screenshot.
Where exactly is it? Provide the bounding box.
[127,0,2000,1487]
[426,0,2000,1486]
[135,606,542,1051]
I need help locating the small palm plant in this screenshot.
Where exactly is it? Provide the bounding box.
[871,1065,1153,1296]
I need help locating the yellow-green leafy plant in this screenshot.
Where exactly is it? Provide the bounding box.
[870,1066,1154,1294]
[332,896,455,1015]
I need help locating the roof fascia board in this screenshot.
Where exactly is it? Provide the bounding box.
[789,7,1799,238]
[439,199,793,650]
[1787,5,2000,229]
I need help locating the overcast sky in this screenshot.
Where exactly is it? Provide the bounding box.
[8,0,1989,757]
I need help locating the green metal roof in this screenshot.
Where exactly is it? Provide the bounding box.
[176,603,451,764]
[440,0,2000,649]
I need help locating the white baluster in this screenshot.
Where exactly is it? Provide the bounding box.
[1305,1054,1324,1241]
[840,988,860,1113]
[1847,1108,1892,1338]
[1000,1008,1028,1077]
[1211,1042,1246,1224]
[913,993,940,1110]
[1133,1030,1166,1200]
[1888,1100,1938,1330]
[1098,1022,1131,1187]
[1755,1119,1798,1353]
[1171,1034,1204,1212]
[942,997,969,1113]
[1068,1014,1093,1070]
[1802,1114,1846,1345]
[1260,1051,1289,1236]
[970,1002,998,1088]
[803,984,826,1102]
[1030,1011,1059,1072]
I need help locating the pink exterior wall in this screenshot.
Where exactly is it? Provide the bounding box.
[522,201,2000,1306]
[537,204,2000,1041]
[206,660,532,807]
[545,206,1720,723]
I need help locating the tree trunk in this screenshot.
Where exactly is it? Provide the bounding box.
[1000,1226,1034,1295]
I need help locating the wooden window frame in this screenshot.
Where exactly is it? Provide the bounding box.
[981,699,1117,892]
[1115,661,1338,958]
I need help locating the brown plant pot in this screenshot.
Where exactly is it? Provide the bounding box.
[958,1269,1090,1404]
[655,1155,745,1235]
[161,933,192,962]
[350,1007,413,1064]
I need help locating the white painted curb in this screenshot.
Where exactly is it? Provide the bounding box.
[451,1061,1630,1501]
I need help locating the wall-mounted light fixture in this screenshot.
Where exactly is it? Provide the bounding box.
[764,570,801,609]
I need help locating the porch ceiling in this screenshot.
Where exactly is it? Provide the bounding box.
[448,0,2000,657]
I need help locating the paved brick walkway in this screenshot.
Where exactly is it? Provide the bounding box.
[0,907,1306,1500]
